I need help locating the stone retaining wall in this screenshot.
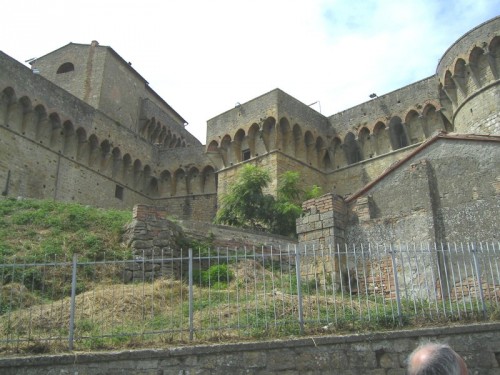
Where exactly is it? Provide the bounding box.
[1,323,499,374]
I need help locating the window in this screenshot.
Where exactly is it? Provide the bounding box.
[56,62,74,74]
[115,185,124,200]
[242,149,251,161]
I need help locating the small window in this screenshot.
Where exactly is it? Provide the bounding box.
[242,149,251,161]
[56,62,74,74]
[115,185,124,200]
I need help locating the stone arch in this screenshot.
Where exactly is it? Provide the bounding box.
[293,124,305,160]
[88,134,100,167]
[207,140,219,152]
[7,96,29,132]
[233,129,245,163]
[373,122,390,155]
[159,170,172,197]
[146,119,156,142]
[0,87,16,125]
[469,46,488,87]
[48,113,63,151]
[344,132,361,164]
[422,105,447,135]
[32,105,49,143]
[15,96,33,134]
[261,117,276,152]
[304,131,315,166]
[443,70,457,106]
[358,127,372,159]
[277,117,293,154]
[142,165,152,192]
[169,134,178,148]
[388,117,408,150]
[405,110,425,144]
[100,140,112,173]
[62,121,76,158]
[174,168,187,196]
[133,159,142,189]
[122,154,132,185]
[248,123,261,157]
[489,36,500,80]
[150,122,161,143]
[187,167,201,194]
[163,130,172,147]
[75,127,88,162]
[453,58,468,97]
[111,147,122,178]
[316,136,329,169]
[330,137,346,169]
[220,134,232,167]
[157,126,167,145]
[202,166,216,193]
[148,177,159,197]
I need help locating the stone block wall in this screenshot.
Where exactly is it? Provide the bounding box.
[1,323,499,374]
[297,193,347,248]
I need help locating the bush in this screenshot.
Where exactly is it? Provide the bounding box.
[193,264,234,287]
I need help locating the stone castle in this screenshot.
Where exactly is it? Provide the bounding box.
[0,17,499,244]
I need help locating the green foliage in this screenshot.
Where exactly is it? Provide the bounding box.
[304,184,323,200]
[193,264,234,287]
[214,165,272,230]
[214,166,322,237]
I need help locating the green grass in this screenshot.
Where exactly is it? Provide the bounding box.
[0,197,132,263]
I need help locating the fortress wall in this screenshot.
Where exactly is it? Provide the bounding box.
[328,77,439,135]
[0,125,152,208]
[207,90,279,144]
[345,138,500,244]
[140,99,200,146]
[453,86,500,134]
[29,43,104,108]
[206,89,330,147]
[327,145,419,197]
[155,193,217,222]
[437,16,499,74]
[216,151,325,201]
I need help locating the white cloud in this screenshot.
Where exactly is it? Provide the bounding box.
[1,0,498,142]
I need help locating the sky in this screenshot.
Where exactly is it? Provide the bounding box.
[1,0,498,144]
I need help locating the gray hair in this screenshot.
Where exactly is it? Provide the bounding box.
[407,343,465,375]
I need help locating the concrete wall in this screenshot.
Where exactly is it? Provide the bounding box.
[1,323,498,374]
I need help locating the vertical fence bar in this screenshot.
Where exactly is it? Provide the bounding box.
[68,253,77,351]
[471,243,487,319]
[188,248,194,341]
[295,246,304,335]
[389,245,403,326]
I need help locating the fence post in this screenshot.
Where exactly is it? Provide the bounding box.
[68,253,77,350]
[471,243,487,319]
[295,246,304,335]
[188,248,194,341]
[389,245,403,326]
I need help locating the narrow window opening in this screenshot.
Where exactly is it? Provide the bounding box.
[115,185,124,200]
[242,149,251,161]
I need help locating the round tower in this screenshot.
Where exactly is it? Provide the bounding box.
[436,16,499,134]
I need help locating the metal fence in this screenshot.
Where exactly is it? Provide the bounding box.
[1,242,499,351]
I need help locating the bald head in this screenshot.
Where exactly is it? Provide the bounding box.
[407,343,468,375]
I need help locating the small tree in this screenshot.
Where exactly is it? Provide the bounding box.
[214,166,323,237]
[214,164,272,230]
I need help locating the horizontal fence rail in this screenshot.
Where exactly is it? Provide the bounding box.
[0,242,499,351]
